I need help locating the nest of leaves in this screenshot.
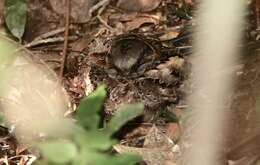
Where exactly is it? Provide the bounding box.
[0,0,195,164]
[56,0,194,147]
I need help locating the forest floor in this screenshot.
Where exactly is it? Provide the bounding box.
[1,0,260,165]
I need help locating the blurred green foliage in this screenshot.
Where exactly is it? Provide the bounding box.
[0,36,18,126]
[37,86,144,165]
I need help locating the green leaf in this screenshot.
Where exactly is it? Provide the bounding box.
[77,151,111,165]
[71,152,88,165]
[0,36,17,63]
[160,110,179,123]
[76,85,107,130]
[105,103,144,135]
[74,151,141,165]
[33,160,49,165]
[175,9,192,20]
[38,141,78,164]
[0,36,17,95]
[110,154,142,165]
[74,131,116,151]
[4,0,27,40]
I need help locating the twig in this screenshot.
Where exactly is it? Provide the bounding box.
[89,0,112,31]
[97,15,113,30]
[33,27,66,41]
[255,0,260,27]
[88,0,110,18]
[25,36,77,48]
[59,0,71,78]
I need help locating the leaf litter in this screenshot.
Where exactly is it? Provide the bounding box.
[4,0,260,165]
[0,0,194,164]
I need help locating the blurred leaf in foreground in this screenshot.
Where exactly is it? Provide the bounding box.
[0,35,69,142]
[76,85,106,130]
[105,103,144,135]
[38,141,78,164]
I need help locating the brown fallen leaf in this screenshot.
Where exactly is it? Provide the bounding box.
[50,0,95,22]
[144,69,178,85]
[144,56,186,84]
[114,125,179,165]
[109,13,139,22]
[159,28,180,41]
[156,56,185,73]
[143,125,173,149]
[117,0,162,12]
[124,16,158,31]
[71,35,93,52]
[10,154,37,165]
[88,37,110,55]
[165,123,182,141]
[108,11,160,33]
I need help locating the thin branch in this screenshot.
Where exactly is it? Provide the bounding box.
[59,0,71,78]
[256,0,260,27]
[88,0,110,18]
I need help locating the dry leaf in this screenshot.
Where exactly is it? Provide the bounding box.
[125,16,158,31]
[165,123,182,141]
[145,69,177,85]
[157,56,185,72]
[88,37,110,55]
[114,125,178,165]
[83,67,94,96]
[71,35,92,52]
[159,28,180,41]
[144,125,174,149]
[117,0,162,12]
[50,0,94,22]
[144,56,185,84]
